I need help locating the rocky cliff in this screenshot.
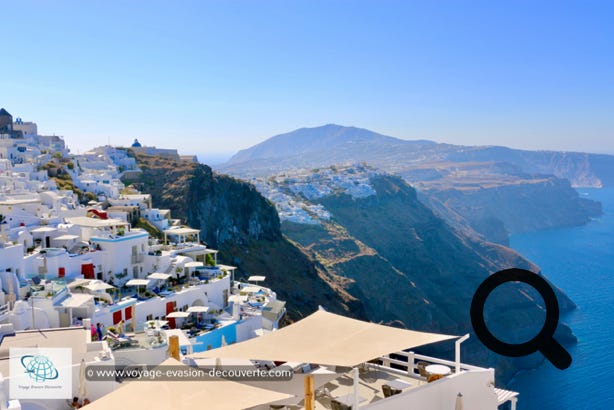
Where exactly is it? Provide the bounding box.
[126,152,577,384]
[122,151,363,319]
[421,177,603,245]
[307,175,576,379]
[252,165,577,383]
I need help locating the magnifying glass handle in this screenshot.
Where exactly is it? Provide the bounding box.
[540,338,572,370]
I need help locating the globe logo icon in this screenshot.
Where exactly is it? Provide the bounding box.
[20,354,59,382]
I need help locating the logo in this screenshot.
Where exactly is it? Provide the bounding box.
[470,268,572,370]
[10,347,72,399]
[21,354,60,382]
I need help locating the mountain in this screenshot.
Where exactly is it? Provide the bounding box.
[221,124,614,188]
[222,124,438,177]
[219,124,606,243]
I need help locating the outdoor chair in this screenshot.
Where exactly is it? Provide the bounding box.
[382,384,401,398]
[106,330,138,349]
[330,399,351,410]
[416,361,430,378]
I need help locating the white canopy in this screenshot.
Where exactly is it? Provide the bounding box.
[84,358,293,410]
[125,279,150,287]
[248,275,266,282]
[83,281,115,292]
[191,310,457,367]
[184,261,204,268]
[167,311,190,318]
[187,306,210,313]
[164,227,200,236]
[147,273,171,280]
[241,286,261,294]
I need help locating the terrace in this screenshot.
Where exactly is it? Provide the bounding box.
[191,310,519,410]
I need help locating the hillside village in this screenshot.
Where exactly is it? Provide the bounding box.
[250,165,379,225]
[0,107,289,403]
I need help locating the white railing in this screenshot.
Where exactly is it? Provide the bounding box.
[376,350,485,378]
[0,302,10,320]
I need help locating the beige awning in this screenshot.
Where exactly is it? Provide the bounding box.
[84,358,293,410]
[190,310,457,367]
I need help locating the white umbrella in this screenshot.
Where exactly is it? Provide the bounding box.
[167,311,190,318]
[84,280,115,292]
[455,393,464,410]
[125,279,150,298]
[147,273,171,280]
[187,306,210,313]
[126,279,150,286]
[79,359,87,399]
[221,335,228,347]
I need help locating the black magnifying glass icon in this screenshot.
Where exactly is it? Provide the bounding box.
[470,268,572,370]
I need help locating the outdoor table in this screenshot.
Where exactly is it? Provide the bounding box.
[425,364,451,376]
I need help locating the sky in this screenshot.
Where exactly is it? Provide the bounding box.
[1,1,613,162]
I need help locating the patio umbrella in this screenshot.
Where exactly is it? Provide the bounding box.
[125,279,150,298]
[84,280,115,292]
[455,393,464,410]
[166,311,190,318]
[147,273,171,290]
[79,359,87,399]
[186,305,210,313]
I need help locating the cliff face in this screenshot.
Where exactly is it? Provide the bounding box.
[126,153,577,384]
[123,151,363,319]
[281,173,576,382]
[422,177,602,245]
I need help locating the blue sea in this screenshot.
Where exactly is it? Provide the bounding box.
[507,188,614,409]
